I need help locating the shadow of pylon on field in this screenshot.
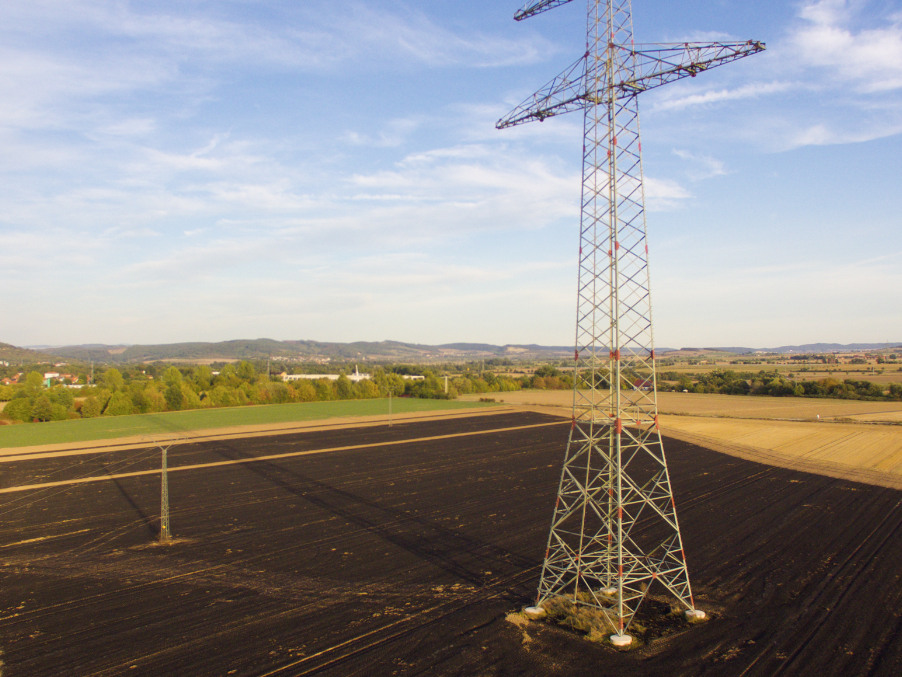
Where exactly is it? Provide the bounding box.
[105,469,158,539]
[207,436,536,588]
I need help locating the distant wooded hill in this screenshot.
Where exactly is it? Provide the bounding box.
[2,339,899,366]
[0,342,49,363]
[16,339,575,365]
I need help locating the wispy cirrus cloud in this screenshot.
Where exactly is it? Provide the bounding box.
[651,81,794,112]
[672,149,727,180]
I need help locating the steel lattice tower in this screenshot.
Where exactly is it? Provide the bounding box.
[160,443,171,543]
[497,0,763,643]
[147,436,183,544]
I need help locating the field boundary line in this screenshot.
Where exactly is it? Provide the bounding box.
[0,406,517,458]
[0,419,568,494]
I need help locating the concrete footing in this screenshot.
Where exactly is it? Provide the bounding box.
[684,609,707,622]
[610,633,633,647]
[523,606,546,620]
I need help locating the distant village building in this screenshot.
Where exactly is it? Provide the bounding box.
[42,372,80,387]
[281,373,340,382]
[280,365,371,383]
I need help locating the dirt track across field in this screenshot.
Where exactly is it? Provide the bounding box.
[0,410,900,676]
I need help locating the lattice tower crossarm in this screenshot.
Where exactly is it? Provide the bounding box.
[498,0,764,639]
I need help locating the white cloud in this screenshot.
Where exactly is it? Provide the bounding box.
[331,3,553,69]
[791,0,902,92]
[788,120,902,146]
[652,81,794,112]
[672,149,727,180]
[643,177,692,211]
[347,143,578,234]
[341,118,423,148]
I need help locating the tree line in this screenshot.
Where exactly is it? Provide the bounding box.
[5,361,896,426]
[659,368,902,401]
[0,362,572,424]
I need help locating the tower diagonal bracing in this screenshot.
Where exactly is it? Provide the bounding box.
[497,1,763,641]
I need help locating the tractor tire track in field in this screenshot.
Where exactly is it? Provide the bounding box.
[0,410,899,676]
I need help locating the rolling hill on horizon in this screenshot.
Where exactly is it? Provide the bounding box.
[2,338,900,366]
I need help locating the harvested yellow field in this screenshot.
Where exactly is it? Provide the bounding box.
[466,390,902,489]
[789,370,902,385]
[658,416,902,488]
[481,389,902,421]
[846,410,902,423]
[657,391,902,422]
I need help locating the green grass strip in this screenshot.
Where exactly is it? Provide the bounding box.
[0,398,497,449]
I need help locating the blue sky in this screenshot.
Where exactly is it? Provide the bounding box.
[1,0,900,349]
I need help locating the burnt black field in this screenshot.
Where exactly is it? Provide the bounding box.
[1,411,900,676]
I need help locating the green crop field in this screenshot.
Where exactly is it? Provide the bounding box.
[0,398,495,449]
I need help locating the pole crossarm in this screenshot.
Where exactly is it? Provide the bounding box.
[514,0,575,21]
[496,53,588,128]
[624,41,766,94]
[496,41,764,129]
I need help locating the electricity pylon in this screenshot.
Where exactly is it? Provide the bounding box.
[498,0,763,644]
[146,435,185,543]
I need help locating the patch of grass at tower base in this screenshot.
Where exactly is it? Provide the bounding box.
[531,594,691,648]
[0,398,498,449]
